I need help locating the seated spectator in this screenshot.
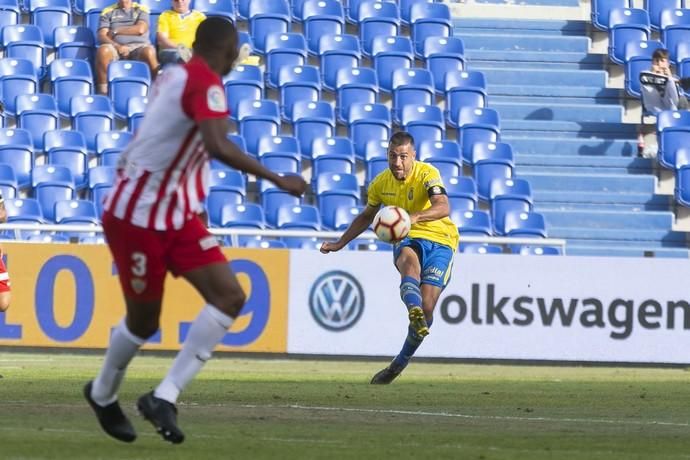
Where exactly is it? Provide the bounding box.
[156,0,205,66]
[96,0,159,95]
[638,48,688,158]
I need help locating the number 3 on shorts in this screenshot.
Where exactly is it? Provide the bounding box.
[131,252,147,277]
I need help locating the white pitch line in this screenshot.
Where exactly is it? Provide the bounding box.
[241,403,690,428]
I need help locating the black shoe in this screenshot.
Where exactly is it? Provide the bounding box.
[137,391,185,444]
[83,381,137,443]
[370,365,402,385]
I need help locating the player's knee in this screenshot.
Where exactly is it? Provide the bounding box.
[215,290,246,317]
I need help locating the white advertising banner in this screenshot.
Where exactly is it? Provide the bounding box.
[288,251,690,364]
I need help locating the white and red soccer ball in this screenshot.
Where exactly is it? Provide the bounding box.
[373,206,411,243]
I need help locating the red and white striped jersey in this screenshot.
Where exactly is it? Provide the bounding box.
[104,56,229,230]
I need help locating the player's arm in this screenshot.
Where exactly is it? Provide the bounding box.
[320,205,379,254]
[409,188,450,225]
[198,117,306,197]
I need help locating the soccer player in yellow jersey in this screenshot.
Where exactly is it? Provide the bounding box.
[321,131,459,384]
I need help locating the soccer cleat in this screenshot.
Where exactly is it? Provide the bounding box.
[408,306,429,338]
[83,381,137,443]
[370,365,402,384]
[137,391,185,444]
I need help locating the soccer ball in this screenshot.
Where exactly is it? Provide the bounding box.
[373,206,411,243]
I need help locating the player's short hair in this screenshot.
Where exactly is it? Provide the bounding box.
[389,131,415,150]
[194,16,237,52]
[652,48,669,62]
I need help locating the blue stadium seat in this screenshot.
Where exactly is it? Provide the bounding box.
[347,102,391,159]
[206,169,246,226]
[248,0,291,55]
[291,100,335,158]
[364,138,388,161]
[96,130,132,166]
[54,199,98,227]
[675,150,690,206]
[417,140,462,179]
[471,141,514,165]
[0,0,19,32]
[88,164,114,216]
[461,244,503,254]
[29,0,70,48]
[224,64,263,120]
[445,176,478,211]
[517,245,562,256]
[400,0,430,26]
[659,126,690,169]
[315,172,360,229]
[127,95,148,132]
[400,104,445,144]
[302,0,344,55]
[503,210,547,239]
[264,32,307,89]
[70,95,114,152]
[366,156,388,187]
[358,0,399,57]
[242,238,287,249]
[657,110,690,149]
[319,34,361,91]
[623,39,663,63]
[260,154,301,174]
[278,65,321,121]
[0,57,38,115]
[659,8,690,63]
[371,35,414,92]
[450,208,492,238]
[236,0,250,20]
[3,25,45,80]
[409,1,452,58]
[193,0,235,22]
[645,0,681,30]
[490,178,533,235]
[345,0,365,23]
[261,175,301,228]
[591,0,631,30]
[608,8,650,65]
[236,99,281,156]
[219,203,266,230]
[44,129,87,162]
[391,68,434,122]
[31,164,75,222]
[238,30,254,52]
[4,197,44,239]
[474,144,514,202]
[445,70,488,120]
[49,58,93,117]
[257,134,301,172]
[333,204,362,231]
[456,107,501,164]
[311,136,356,181]
[108,60,150,119]
[336,66,378,123]
[46,141,87,189]
[15,93,58,151]
[677,41,690,74]
[0,163,17,199]
[424,36,466,94]
[625,54,652,98]
[54,25,94,64]
[0,128,33,188]
[276,203,321,229]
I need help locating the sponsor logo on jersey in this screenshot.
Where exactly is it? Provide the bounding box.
[130,277,147,294]
[309,271,365,331]
[206,85,227,112]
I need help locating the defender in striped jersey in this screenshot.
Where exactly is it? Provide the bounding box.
[0,190,11,312]
[84,18,306,445]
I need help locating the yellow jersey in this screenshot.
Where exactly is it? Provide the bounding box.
[157,10,206,49]
[367,161,459,251]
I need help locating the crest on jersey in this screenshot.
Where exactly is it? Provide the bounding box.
[206,85,227,112]
[130,277,146,294]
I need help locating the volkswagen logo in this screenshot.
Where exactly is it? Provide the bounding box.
[309,271,365,331]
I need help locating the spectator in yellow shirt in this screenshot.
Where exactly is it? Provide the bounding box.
[156,0,205,65]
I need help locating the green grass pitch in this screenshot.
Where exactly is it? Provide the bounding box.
[1,352,690,459]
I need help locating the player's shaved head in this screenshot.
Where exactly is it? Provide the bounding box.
[193,17,239,75]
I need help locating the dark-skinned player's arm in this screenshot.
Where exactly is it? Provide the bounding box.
[198,117,307,197]
[320,205,379,253]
